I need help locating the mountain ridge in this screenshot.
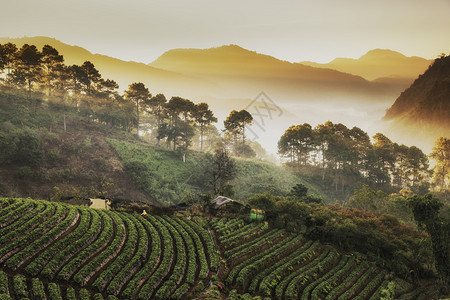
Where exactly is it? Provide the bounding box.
[380,54,450,153]
[148,43,405,103]
[1,36,421,102]
[300,48,432,81]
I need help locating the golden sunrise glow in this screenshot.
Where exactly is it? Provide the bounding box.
[0,0,448,64]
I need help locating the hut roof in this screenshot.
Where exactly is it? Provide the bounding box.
[211,196,247,209]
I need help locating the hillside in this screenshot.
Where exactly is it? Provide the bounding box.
[0,92,151,203]
[300,49,432,81]
[382,54,450,152]
[0,197,434,299]
[0,90,319,206]
[0,36,216,98]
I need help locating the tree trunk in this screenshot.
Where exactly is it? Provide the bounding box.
[156,115,161,147]
[200,125,204,152]
[63,113,66,132]
[136,100,140,136]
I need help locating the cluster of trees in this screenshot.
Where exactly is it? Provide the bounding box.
[0,43,119,99]
[123,83,218,152]
[277,121,449,194]
[0,42,136,131]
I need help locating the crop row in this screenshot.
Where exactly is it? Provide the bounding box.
[154,216,187,299]
[106,214,148,295]
[247,239,312,293]
[192,216,209,228]
[73,211,126,286]
[0,203,66,264]
[24,206,91,276]
[224,229,282,259]
[176,217,209,280]
[91,212,137,292]
[137,216,174,300]
[274,248,330,299]
[221,222,266,248]
[5,205,79,271]
[57,209,111,281]
[310,256,355,299]
[209,217,229,230]
[191,217,220,270]
[256,240,320,295]
[352,269,387,300]
[0,270,119,300]
[43,209,103,280]
[0,201,45,238]
[219,222,261,244]
[215,218,245,235]
[236,235,304,290]
[284,249,339,299]
[120,215,161,299]
[0,199,32,228]
[337,264,377,299]
[226,233,293,286]
[164,216,196,285]
[0,198,25,220]
[302,255,349,300]
[324,261,369,300]
[0,201,56,257]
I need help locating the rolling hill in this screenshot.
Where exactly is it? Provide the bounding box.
[300,49,432,81]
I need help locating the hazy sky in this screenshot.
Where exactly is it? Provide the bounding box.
[1,0,449,63]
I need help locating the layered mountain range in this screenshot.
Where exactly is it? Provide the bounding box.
[0,37,430,104]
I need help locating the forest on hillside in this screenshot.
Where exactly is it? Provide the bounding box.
[1,42,448,198]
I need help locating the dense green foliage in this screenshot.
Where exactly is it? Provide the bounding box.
[107,138,316,205]
[408,194,450,288]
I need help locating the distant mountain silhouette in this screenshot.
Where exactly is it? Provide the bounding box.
[381,55,449,152]
[0,36,216,97]
[149,45,410,101]
[301,49,431,81]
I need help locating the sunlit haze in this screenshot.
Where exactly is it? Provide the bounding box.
[1,0,449,64]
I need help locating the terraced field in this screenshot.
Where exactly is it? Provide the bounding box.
[0,198,218,299]
[0,198,428,299]
[211,217,429,300]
